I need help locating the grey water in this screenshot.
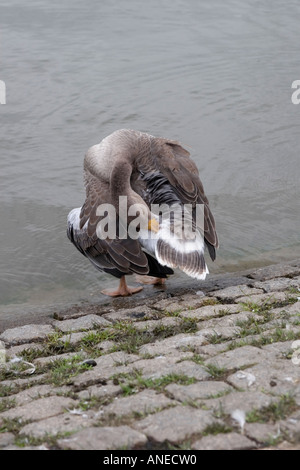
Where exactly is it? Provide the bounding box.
[0,0,299,320]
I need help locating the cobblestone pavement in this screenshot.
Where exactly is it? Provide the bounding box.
[0,260,300,450]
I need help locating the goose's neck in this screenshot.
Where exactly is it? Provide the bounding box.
[110,160,150,227]
[110,160,133,204]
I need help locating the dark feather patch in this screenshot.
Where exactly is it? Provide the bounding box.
[132,134,218,259]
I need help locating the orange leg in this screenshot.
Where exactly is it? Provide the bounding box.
[101,276,143,297]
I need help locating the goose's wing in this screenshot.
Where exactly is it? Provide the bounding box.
[135,137,218,259]
[67,172,149,277]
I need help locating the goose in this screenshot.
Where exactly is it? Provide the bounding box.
[67,129,218,297]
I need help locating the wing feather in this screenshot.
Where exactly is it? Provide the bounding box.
[134,136,219,259]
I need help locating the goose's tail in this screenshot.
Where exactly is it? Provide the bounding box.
[154,204,209,280]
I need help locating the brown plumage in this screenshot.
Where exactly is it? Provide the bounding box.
[67,129,218,297]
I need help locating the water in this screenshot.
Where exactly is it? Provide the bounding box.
[1,0,299,317]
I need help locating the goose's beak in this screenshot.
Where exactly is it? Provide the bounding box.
[148,218,159,233]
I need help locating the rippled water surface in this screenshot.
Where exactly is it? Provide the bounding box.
[1,0,299,316]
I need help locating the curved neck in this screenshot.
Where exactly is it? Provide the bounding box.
[110,161,150,226]
[110,161,133,204]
